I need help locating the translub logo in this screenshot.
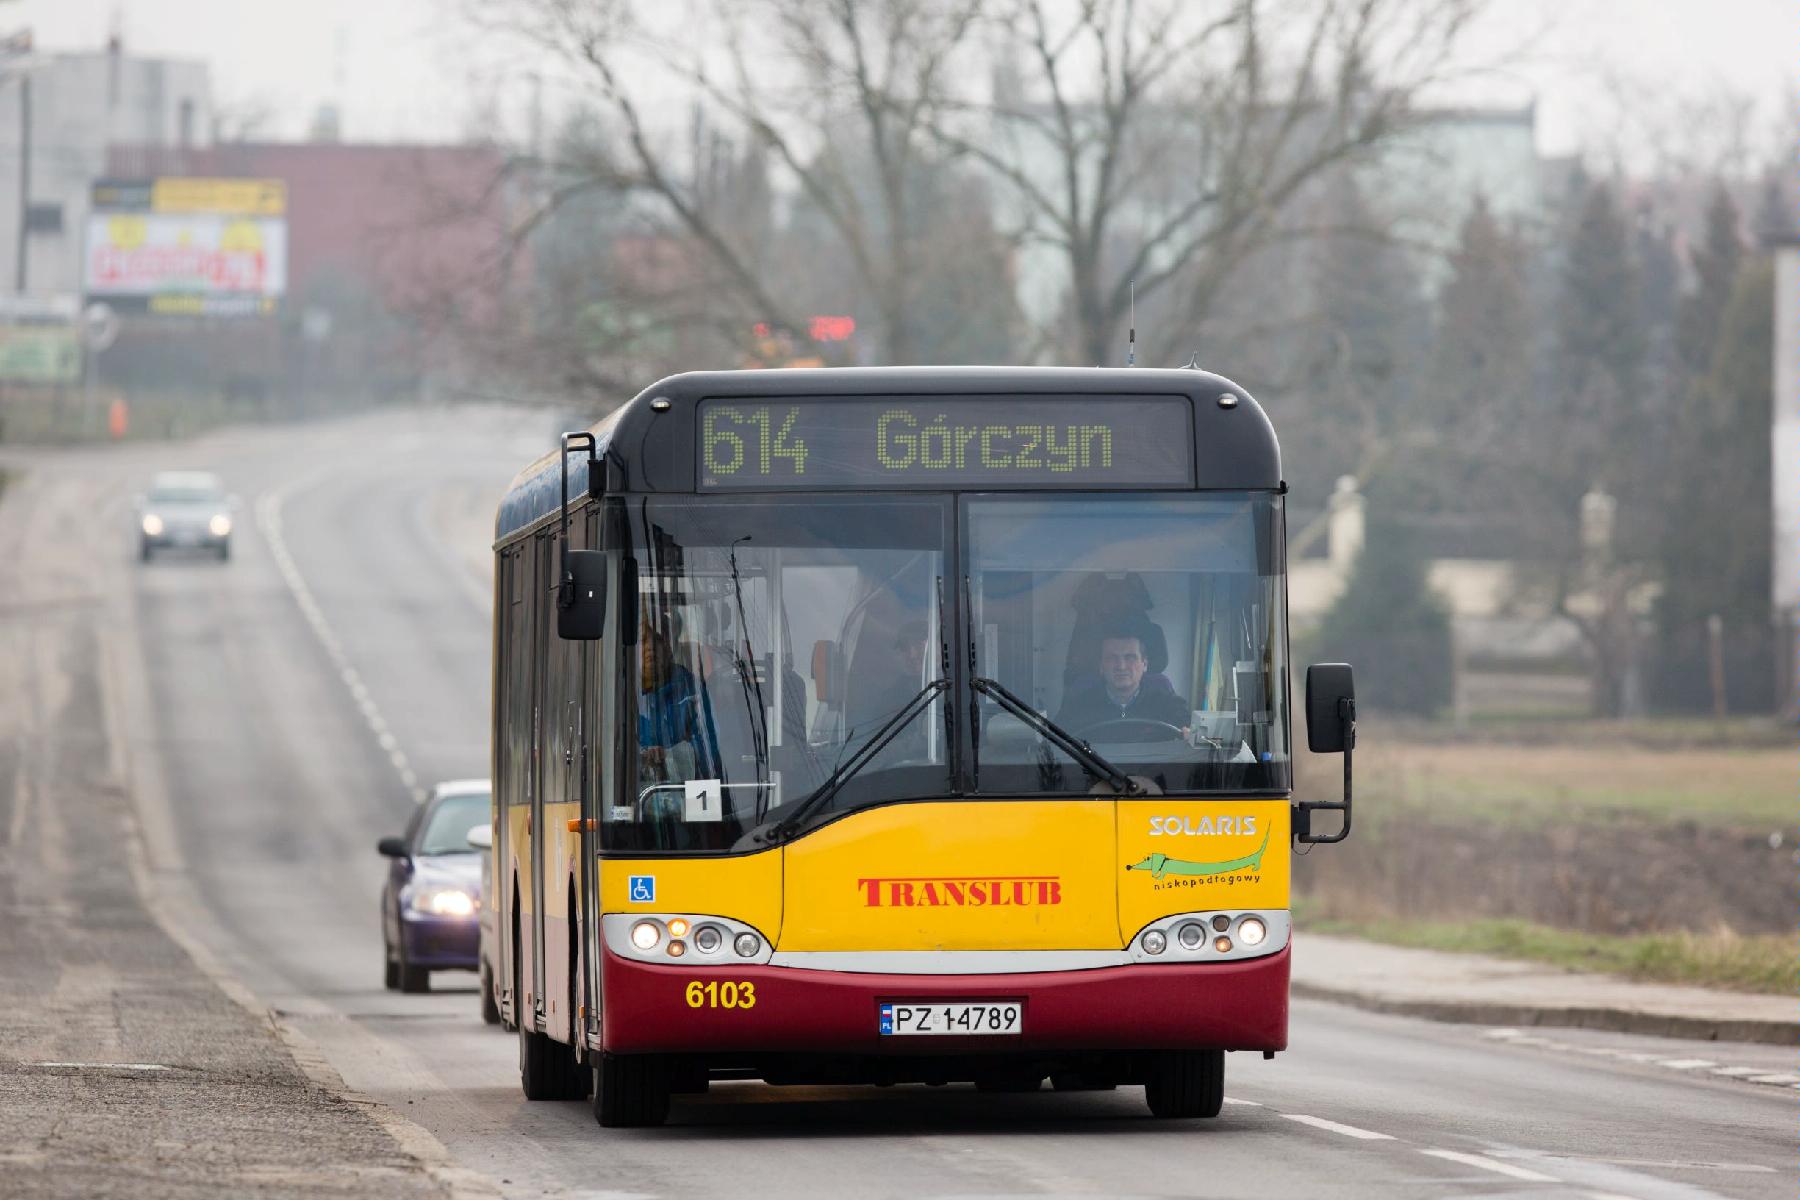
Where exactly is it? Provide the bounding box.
[857,875,1062,908]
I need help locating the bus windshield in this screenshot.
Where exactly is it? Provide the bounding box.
[967,493,1288,795]
[621,495,951,849]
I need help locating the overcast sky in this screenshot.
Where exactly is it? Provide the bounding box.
[8,0,1797,161]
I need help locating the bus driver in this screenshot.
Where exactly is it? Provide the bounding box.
[1055,621,1190,734]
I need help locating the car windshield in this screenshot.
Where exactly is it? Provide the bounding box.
[417,792,490,856]
[967,493,1289,794]
[149,486,222,505]
[615,494,950,850]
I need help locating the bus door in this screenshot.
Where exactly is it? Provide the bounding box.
[535,515,596,1042]
[578,505,610,1051]
[498,540,536,1026]
[527,528,553,1029]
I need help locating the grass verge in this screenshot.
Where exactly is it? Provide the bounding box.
[1297,736,1791,830]
[1302,914,1795,995]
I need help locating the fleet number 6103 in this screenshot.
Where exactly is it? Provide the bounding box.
[685,980,757,1009]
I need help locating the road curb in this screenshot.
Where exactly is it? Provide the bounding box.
[1292,981,1799,1046]
[96,578,505,1200]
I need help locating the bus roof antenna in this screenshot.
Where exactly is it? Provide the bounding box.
[1127,279,1136,367]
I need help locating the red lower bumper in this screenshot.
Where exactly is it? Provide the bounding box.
[600,945,1288,1054]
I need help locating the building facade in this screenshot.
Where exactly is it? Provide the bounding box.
[0,40,212,299]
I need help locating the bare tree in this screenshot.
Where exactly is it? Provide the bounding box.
[932,0,1483,366]
[474,0,988,365]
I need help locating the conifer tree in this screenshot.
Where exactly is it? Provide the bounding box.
[1311,512,1453,717]
[1678,186,1744,377]
[1656,256,1775,648]
[1424,198,1534,513]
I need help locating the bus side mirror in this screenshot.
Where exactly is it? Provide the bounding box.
[1305,664,1356,753]
[1296,663,1355,845]
[558,549,607,641]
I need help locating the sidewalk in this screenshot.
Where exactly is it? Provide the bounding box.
[1292,933,1796,1046]
[0,460,463,1200]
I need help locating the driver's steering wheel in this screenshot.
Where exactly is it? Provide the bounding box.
[1077,717,1186,744]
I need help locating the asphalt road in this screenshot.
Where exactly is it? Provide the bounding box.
[93,408,1797,1199]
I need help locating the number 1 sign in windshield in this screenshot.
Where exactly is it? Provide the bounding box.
[697,396,1194,490]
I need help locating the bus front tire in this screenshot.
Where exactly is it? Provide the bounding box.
[594,1053,672,1127]
[1143,1049,1224,1119]
[519,1020,588,1101]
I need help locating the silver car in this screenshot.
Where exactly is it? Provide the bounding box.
[138,471,236,562]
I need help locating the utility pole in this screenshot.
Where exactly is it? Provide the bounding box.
[15,72,29,293]
[2,29,33,294]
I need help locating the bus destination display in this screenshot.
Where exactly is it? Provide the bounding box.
[697,396,1194,490]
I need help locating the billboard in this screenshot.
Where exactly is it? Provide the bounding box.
[84,178,287,317]
[0,295,80,385]
[0,325,79,384]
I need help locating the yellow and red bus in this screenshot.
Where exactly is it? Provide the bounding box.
[486,367,1355,1126]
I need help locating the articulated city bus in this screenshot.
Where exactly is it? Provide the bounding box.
[486,367,1356,1127]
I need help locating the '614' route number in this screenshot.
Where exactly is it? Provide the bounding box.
[686,980,757,1009]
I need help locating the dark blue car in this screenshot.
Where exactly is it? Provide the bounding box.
[378,780,490,993]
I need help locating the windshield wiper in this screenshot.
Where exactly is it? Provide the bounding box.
[751,678,952,845]
[970,676,1141,796]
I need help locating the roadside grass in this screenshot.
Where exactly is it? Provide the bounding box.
[1298,732,1791,831]
[1300,913,1796,995]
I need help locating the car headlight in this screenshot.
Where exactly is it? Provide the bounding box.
[410,887,476,917]
[209,514,232,537]
[141,514,164,536]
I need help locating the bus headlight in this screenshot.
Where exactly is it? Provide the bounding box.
[630,920,663,950]
[142,514,164,536]
[1238,916,1267,947]
[1142,929,1167,955]
[694,925,724,954]
[733,932,760,957]
[1177,922,1205,950]
[209,514,232,537]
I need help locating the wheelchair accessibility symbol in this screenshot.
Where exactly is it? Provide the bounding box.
[628,875,655,904]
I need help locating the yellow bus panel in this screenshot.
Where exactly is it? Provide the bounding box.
[1116,799,1289,936]
[600,849,783,940]
[779,801,1119,951]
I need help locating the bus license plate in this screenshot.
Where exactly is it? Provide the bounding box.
[879,1001,1022,1036]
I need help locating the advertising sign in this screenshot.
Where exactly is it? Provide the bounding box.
[85,178,287,317]
[0,325,80,384]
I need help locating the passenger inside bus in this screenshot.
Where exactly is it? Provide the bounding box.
[1054,618,1192,737]
[851,619,933,753]
[638,617,718,784]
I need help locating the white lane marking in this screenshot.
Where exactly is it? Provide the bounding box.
[1420,1149,1559,1183]
[256,486,421,803]
[1282,1113,1395,1140]
[33,1061,171,1071]
[1484,1028,1791,1090]
[1221,1096,1262,1106]
[1556,1156,1778,1174]
[1585,1193,1641,1200]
